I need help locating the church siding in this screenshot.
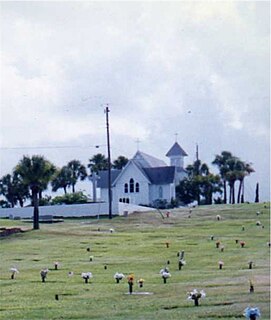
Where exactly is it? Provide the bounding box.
[114,162,150,206]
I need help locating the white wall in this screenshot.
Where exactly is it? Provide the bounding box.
[0,202,116,219]
[149,184,172,203]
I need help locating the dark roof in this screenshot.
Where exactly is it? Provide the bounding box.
[96,169,122,188]
[166,142,188,157]
[142,166,175,184]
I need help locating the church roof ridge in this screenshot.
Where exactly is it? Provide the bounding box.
[133,150,167,168]
[166,142,188,157]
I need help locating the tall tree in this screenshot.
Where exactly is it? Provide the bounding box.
[51,166,72,194]
[67,160,87,193]
[177,160,221,205]
[112,156,128,170]
[15,155,56,230]
[255,182,259,203]
[0,172,29,207]
[88,153,108,173]
[212,151,233,204]
[236,161,255,203]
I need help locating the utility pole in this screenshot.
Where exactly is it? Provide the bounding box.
[105,105,112,219]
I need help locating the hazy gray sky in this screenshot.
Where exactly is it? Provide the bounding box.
[0,1,270,202]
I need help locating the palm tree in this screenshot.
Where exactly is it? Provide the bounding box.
[236,161,254,203]
[112,156,128,170]
[0,173,29,207]
[51,166,72,194]
[88,153,108,174]
[15,155,56,230]
[212,151,233,204]
[67,160,87,193]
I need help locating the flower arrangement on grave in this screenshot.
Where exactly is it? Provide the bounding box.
[165,241,170,248]
[10,267,19,279]
[216,215,221,221]
[220,245,225,252]
[81,272,92,283]
[160,268,171,283]
[109,228,115,233]
[40,268,49,282]
[256,221,261,226]
[138,278,144,288]
[114,272,125,283]
[54,262,59,270]
[178,258,186,270]
[218,260,224,269]
[243,307,261,319]
[216,240,221,248]
[248,261,253,269]
[187,289,206,306]
[127,273,134,294]
[240,241,246,248]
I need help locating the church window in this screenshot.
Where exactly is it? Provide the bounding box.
[122,198,126,203]
[124,183,128,193]
[119,198,122,202]
[129,178,134,193]
[159,186,163,198]
[136,182,140,192]
[126,198,130,203]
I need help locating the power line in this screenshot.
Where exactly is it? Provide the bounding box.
[0,144,107,151]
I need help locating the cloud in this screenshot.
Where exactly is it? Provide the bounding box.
[0,1,269,201]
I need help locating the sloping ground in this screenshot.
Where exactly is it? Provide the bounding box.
[0,203,269,320]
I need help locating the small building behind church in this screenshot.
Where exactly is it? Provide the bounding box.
[97,142,188,211]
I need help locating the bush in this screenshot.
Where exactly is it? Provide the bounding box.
[51,192,89,205]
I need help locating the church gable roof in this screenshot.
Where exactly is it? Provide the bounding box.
[96,169,122,188]
[133,151,167,168]
[166,142,188,157]
[142,166,175,184]
[112,160,151,187]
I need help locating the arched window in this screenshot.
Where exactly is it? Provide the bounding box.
[124,183,128,193]
[129,178,134,193]
[122,198,126,203]
[126,198,130,203]
[119,198,122,202]
[159,186,163,198]
[135,182,140,193]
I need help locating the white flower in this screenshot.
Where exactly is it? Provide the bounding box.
[160,267,169,274]
[40,268,49,277]
[81,272,92,279]
[114,272,125,280]
[161,271,171,278]
[187,289,206,300]
[200,290,206,298]
[10,267,19,274]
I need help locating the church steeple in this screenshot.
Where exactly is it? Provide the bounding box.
[166,142,188,168]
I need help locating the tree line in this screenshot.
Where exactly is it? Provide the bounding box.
[0,153,128,209]
[0,150,256,229]
[176,151,255,206]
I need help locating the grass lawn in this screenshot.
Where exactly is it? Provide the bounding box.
[0,203,270,320]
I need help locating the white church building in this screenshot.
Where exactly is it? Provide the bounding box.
[97,142,188,211]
